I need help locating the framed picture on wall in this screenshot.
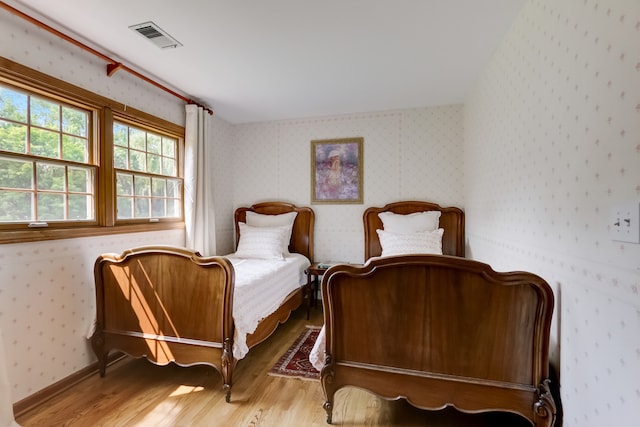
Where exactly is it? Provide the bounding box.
[311,137,363,204]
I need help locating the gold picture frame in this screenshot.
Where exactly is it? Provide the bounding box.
[311,137,363,204]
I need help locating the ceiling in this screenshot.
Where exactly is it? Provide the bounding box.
[8,0,525,124]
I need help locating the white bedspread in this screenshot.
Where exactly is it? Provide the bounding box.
[228,253,310,359]
[309,325,326,371]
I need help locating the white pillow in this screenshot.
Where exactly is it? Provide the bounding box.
[377,228,444,257]
[246,211,297,253]
[378,210,441,234]
[235,223,289,260]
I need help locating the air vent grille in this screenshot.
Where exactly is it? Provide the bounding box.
[129,21,182,49]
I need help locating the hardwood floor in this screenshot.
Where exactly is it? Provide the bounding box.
[16,307,534,427]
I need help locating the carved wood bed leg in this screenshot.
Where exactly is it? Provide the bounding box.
[534,379,557,427]
[321,356,335,424]
[323,400,333,424]
[90,332,107,377]
[97,356,107,377]
[222,338,233,403]
[223,385,231,403]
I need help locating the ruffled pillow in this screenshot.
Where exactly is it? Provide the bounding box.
[246,211,297,254]
[377,228,444,257]
[235,223,290,259]
[378,210,441,234]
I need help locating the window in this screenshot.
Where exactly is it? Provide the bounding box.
[0,59,185,242]
[0,84,95,225]
[113,121,182,221]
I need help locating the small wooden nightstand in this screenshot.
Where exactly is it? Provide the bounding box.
[304,263,331,319]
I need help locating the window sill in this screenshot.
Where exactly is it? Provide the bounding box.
[0,222,185,245]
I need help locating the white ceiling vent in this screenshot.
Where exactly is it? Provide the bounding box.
[129,21,182,49]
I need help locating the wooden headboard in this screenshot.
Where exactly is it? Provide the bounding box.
[363,201,465,260]
[234,201,315,262]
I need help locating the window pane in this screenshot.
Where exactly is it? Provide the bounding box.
[0,87,28,122]
[36,163,65,191]
[114,146,128,169]
[37,193,65,220]
[116,173,133,196]
[167,179,180,198]
[162,138,176,158]
[135,198,150,217]
[30,97,60,131]
[0,84,96,227]
[30,128,60,158]
[152,199,165,217]
[113,123,128,147]
[68,167,92,193]
[129,128,145,150]
[129,150,146,172]
[0,120,28,153]
[62,135,88,162]
[117,197,133,219]
[167,199,180,217]
[0,191,32,221]
[147,133,161,154]
[0,157,33,189]
[162,157,176,176]
[113,122,182,222]
[152,178,166,197]
[61,106,87,137]
[148,154,161,174]
[68,194,93,220]
[134,175,150,196]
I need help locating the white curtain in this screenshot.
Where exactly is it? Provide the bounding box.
[184,104,216,256]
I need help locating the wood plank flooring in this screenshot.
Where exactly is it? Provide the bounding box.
[16,307,535,427]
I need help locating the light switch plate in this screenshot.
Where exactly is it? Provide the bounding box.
[609,202,640,243]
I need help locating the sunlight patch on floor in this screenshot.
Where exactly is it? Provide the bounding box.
[169,385,205,397]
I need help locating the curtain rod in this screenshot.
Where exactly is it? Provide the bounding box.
[0,1,214,115]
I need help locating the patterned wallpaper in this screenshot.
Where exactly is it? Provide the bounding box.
[465,0,640,425]
[210,115,236,255]
[230,107,464,263]
[0,8,186,403]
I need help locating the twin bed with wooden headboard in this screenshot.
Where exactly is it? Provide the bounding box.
[313,201,557,427]
[90,202,314,402]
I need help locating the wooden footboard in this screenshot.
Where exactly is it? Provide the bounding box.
[91,246,237,400]
[320,255,556,427]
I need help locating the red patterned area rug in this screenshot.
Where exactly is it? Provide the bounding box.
[268,326,321,380]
